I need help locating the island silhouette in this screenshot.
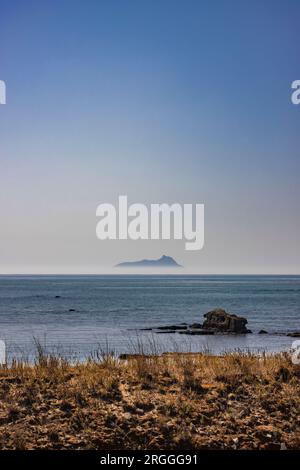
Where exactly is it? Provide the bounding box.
[116,255,182,268]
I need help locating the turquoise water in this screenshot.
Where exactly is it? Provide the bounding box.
[0,275,299,360]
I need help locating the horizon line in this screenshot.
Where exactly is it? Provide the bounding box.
[0,272,299,276]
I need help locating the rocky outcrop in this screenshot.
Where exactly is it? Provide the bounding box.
[138,308,252,335]
[202,308,250,334]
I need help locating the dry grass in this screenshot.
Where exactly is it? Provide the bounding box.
[0,349,299,450]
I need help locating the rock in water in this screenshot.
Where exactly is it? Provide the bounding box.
[179,330,214,335]
[189,323,203,329]
[287,332,300,338]
[202,308,249,334]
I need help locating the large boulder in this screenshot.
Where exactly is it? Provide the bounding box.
[202,308,250,334]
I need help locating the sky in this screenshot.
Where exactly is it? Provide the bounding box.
[0,0,299,274]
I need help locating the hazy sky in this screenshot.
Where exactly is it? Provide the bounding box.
[0,0,299,274]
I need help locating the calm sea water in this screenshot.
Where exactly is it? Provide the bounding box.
[0,275,299,361]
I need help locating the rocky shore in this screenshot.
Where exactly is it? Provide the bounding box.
[138,308,300,338]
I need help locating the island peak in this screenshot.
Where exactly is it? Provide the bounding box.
[116,255,182,268]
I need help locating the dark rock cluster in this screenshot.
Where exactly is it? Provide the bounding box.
[138,308,299,337]
[202,308,251,334]
[141,308,252,335]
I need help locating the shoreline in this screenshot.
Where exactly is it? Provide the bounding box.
[0,350,299,450]
[2,331,297,364]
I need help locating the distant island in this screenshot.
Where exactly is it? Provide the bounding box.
[116,255,182,268]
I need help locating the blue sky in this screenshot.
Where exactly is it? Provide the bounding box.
[0,0,299,273]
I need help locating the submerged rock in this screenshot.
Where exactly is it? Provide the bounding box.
[179,329,214,335]
[287,332,300,338]
[157,325,187,331]
[259,330,268,334]
[202,308,250,334]
[156,330,176,334]
[189,323,203,329]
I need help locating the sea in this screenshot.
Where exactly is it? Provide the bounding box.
[0,275,299,362]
